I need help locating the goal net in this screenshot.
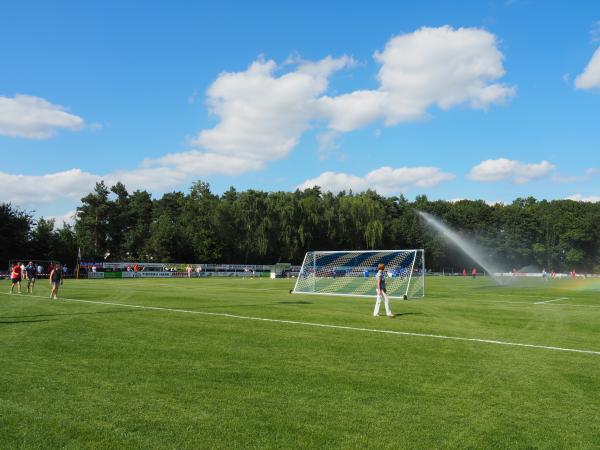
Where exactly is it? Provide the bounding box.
[292,250,425,299]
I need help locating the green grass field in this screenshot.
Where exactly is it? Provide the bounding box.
[2,276,600,449]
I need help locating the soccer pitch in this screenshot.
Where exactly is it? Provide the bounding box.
[2,277,600,448]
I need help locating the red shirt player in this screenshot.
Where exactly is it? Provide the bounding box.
[10,263,22,293]
[462,268,467,277]
[471,267,477,279]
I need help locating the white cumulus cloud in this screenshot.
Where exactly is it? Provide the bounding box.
[375,26,515,119]
[191,26,514,169]
[318,90,387,131]
[319,25,515,129]
[46,210,77,227]
[0,149,288,209]
[191,55,355,172]
[298,166,455,195]
[1,27,516,212]
[468,158,555,184]
[0,169,98,205]
[0,164,191,208]
[142,150,265,177]
[575,47,600,90]
[553,168,599,184]
[0,94,85,139]
[567,194,600,202]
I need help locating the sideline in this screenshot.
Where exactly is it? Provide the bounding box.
[1,292,599,356]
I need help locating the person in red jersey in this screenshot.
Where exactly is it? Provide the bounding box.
[10,262,22,294]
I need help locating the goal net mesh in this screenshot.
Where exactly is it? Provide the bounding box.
[292,250,425,299]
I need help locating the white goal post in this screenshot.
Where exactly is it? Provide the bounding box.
[292,249,425,299]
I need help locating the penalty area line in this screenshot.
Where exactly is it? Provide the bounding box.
[2,292,600,356]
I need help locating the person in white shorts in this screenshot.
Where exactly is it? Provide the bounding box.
[374,263,393,318]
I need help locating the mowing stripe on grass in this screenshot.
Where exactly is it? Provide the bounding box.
[2,292,600,356]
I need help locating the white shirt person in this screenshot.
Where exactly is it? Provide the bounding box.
[373,263,393,318]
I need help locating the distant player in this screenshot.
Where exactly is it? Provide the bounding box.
[10,262,22,294]
[471,267,477,279]
[542,268,548,282]
[186,265,192,278]
[49,264,63,300]
[373,263,393,318]
[25,261,37,293]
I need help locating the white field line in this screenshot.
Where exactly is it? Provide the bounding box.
[485,300,600,308]
[2,293,600,356]
[452,300,600,311]
[552,304,600,308]
[475,293,562,299]
[446,299,549,306]
[479,299,600,309]
[534,297,570,304]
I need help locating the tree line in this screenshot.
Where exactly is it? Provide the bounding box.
[2,180,599,273]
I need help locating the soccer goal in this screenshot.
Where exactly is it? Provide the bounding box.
[292,249,425,299]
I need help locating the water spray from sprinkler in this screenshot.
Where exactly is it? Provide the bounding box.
[416,210,504,284]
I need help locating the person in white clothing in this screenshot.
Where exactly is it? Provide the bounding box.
[373,263,393,318]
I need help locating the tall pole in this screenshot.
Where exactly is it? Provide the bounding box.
[312,253,316,291]
[76,247,81,280]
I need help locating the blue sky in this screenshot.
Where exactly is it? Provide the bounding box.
[1,0,599,223]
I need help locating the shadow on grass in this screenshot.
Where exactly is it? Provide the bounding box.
[0,319,52,324]
[393,312,423,318]
[0,309,141,320]
[278,301,314,305]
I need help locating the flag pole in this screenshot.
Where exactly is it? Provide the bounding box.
[76,247,82,280]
